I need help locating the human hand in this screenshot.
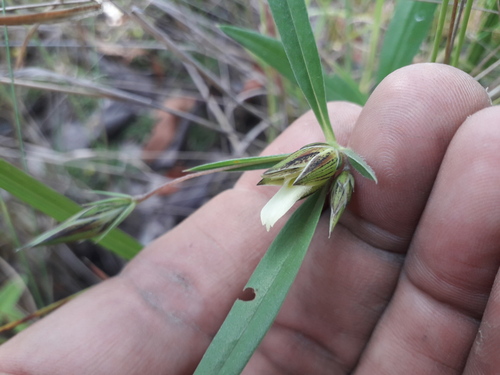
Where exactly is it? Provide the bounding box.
[0,63,498,375]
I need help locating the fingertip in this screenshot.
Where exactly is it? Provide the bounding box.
[346,63,491,248]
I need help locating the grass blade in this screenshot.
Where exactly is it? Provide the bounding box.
[0,159,142,259]
[430,0,450,62]
[220,25,366,105]
[376,0,438,84]
[360,0,384,91]
[324,70,367,105]
[220,25,296,83]
[194,187,326,374]
[267,0,335,143]
[451,0,473,67]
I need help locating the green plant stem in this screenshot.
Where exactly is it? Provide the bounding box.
[323,119,336,144]
[360,0,384,92]
[444,0,459,64]
[431,0,450,62]
[451,0,473,67]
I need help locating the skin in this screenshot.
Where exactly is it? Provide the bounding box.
[1,63,499,374]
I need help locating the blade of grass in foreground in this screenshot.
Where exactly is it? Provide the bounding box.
[194,187,326,374]
[0,159,142,259]
[267,0,335,143]
[376,0,437,84]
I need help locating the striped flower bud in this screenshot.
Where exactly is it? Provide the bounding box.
[259,143,341,231]
[329,170,354,237]
[20,195,136,250]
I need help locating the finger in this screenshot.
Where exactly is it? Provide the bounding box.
[347,63,491,249]
[461,107,500,374]
[253,64,491,374]
[355,107,500,374]
[0,102,361,375]
[465,268,500,374]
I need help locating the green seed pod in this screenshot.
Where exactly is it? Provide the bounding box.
[329,170,355,237]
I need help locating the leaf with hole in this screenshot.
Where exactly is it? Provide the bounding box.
[194,187,327,374]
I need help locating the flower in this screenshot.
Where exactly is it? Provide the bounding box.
[329,170,354,237]
[258,143,341,231]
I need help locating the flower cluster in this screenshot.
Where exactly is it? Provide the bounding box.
[258,142,354,235]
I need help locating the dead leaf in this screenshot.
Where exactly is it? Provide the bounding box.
[142,96,196,162]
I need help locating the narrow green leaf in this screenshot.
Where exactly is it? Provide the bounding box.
[376,0,438,83]
[89,190,135,199]
[342,148,377,183]
[186,154,289,173]
[324,72,367,105]
[267,0,336,143]
[0,159,142,259]
[220,25,367,105]
[194,187,327,374]
[220,25,296,83]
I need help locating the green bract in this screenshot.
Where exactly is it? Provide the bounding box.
[329,170,355,237]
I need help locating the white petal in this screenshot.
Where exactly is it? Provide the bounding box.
[260,182,312,231]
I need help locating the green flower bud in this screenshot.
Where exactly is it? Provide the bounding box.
[259,143,341,231]
[258,143,340,186]
[329,170,354,237]
[20,195,136,250]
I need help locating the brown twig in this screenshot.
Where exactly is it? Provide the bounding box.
[0,3,101,26]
